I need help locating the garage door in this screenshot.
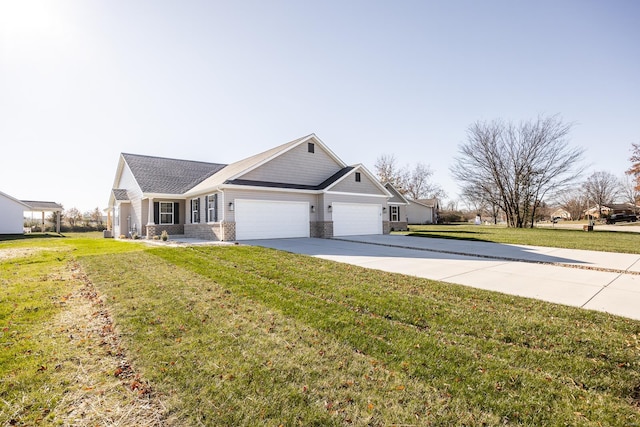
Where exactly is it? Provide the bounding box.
[332,202,382,236]
[235,199,310,240]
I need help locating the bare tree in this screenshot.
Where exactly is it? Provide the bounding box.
[374,154,405,189]
[375,155,445,200]
[556,189,589,220]
[626,142,640,192]
[90,207,104,226]
[451,115,585,228]
[583,171,621,218]
[64,207,82,227]
[621,174,640,213]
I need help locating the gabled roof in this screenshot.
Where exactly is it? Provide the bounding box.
[0,190,31,209]
[121,153,226,194]
[323,164,392,197]
[384,183,409,205]
[185,134,347,195]
[112,189,129,201]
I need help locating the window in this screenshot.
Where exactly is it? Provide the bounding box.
[191,198,200,223]
[390,206,399,222]
[207,194,218,222]
[160,202,174,225]
[308,142,315,153]
[355,172,361,182]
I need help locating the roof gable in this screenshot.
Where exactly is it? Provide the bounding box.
[384,183,409,204]
[325,165,392,197]
[186,134,348,195]
[121,153,226,194]
[0,190,31,209]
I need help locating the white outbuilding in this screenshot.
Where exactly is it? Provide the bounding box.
[0,190,31,234]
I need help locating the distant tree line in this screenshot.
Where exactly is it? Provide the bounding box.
[26,207,106,232]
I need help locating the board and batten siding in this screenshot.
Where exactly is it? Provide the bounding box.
[240,142,342,186]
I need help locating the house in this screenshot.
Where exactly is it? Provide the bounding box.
[406,198,439,224]
[107,134,395,240]
[583,203,640,219]
[0,191,31,234]
[383,183,409,231]
[550,208,571,220]
[0,191,63,234]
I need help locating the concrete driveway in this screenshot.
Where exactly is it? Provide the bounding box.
[241,235,640,321]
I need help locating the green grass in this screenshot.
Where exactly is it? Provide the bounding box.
[0,234,146,425]
[2,234,640,425]
[406,224,640,254]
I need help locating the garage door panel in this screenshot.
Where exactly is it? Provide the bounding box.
[333,203,382,236]
[235,199,310,240]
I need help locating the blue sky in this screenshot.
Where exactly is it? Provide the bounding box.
[1,0,638,212]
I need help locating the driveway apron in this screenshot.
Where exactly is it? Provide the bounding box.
[241,235,640,321]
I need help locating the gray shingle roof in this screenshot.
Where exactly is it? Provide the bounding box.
[112,189,129,201]
[122,153,227,194]
[225,167,354,191]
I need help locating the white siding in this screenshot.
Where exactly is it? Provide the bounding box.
[406,201,435,224]
[0,194,26,234]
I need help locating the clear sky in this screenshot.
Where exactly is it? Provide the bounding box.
[1,0,638,213]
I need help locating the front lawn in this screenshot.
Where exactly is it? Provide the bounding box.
[406,224,640,254]
[2,235,639,425]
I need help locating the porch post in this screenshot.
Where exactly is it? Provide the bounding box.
[147,198,154,225]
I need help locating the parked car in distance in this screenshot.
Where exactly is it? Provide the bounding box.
[606,213,638,224]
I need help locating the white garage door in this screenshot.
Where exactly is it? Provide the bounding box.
[332,202,382,236]
[235,199,310,240]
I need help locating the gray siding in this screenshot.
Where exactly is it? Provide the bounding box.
[323,193,387,222]
[330,171,384,195]
[240,142,342,185]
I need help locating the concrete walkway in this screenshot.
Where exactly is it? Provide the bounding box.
[241,235,640,321]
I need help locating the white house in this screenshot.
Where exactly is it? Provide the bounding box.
[0,191,31,234]
[406,198,439,224]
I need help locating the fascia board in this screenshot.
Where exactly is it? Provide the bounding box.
[323,190,389,198]
[218,184,321,194]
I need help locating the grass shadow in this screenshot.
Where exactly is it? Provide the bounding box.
[0,233,65,242]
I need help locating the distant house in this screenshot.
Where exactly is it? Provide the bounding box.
[406,198,439,225]
[550,208,571,220]
[108,134,396,240]
[0,191,63,234]
[584,203,640,219]
[0,191,31,234]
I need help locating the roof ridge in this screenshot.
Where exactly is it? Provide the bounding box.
[121,152,226,167]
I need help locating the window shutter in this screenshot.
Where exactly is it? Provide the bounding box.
[189,200,193,223]
[197,198,201,223]
[205,195,209,222]
[214,194,218,222]
[174,202,180,224]
[153,202,159,224]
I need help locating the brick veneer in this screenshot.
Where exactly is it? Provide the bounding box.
[310,221,334,238]
[145,224,184,239]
